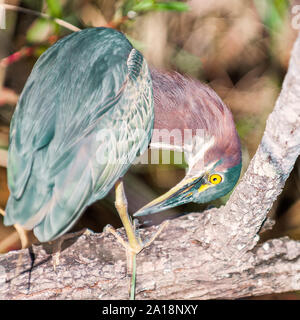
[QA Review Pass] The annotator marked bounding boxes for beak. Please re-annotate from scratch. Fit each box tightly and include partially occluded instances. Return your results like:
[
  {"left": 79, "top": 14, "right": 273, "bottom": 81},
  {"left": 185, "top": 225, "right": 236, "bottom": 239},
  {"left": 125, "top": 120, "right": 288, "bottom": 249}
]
[{"left": 134, "top": 175, "right": 206, "bottom": 217}]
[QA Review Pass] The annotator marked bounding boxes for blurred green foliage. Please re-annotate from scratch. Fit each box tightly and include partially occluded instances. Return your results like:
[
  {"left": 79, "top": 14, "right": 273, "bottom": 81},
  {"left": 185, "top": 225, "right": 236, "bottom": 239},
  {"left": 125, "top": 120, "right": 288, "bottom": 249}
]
[
  {"left": 46, "top": 0, "right": 63, "bottom": 18},
  {"left": 131, "top": 0, "right": 189, "bottom": 13},
  {"left": 26, "top": 18, "right": 54, "bottom": 42},
  {"left": 24, "top": 0, "right": 189, "bottom": 44},
  {"left": 122, "top": 0, "right": 188, "bottom": 15},
  {"left": 254, "top": 0, "right": 289, "bottom": 33}
]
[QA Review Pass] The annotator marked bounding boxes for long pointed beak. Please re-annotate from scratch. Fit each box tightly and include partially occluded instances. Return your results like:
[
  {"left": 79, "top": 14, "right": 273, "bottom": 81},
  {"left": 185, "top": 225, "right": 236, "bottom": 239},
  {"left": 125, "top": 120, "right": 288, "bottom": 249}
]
[{"left": 133, "top": 175, "right": 206, "bottom": 217}]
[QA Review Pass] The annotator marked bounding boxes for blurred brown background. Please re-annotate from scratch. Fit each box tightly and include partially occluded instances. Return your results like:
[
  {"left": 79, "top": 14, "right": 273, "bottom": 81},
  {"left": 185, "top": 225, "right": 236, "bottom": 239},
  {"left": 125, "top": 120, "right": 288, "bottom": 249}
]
[{"left": 0, "top": 0, "right": 300, "bottom": 299}]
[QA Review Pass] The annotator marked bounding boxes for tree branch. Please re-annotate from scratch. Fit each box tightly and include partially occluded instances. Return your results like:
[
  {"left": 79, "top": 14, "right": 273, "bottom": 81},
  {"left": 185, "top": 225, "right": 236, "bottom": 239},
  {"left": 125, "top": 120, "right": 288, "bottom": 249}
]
[
  {"left": 0, "top": 33, "right": 300, "bottom": 300},
  {"left": 2, "top": 4, "right": 80, "bottom": 32},
  {"left": 0, "top": 225, "right": 299, "bottom": 299}
]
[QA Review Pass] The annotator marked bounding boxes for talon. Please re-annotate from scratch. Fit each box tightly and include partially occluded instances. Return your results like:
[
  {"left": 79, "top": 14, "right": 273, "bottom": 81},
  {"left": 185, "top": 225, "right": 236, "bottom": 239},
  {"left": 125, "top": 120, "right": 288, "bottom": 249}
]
[
  {"left": 83, "top": 228, "right": 94, "bottom": 236},
  {"left": 52, "top": 252, "right": 60, "bottom": 272},
  {"left": 103, "top": 224, "right": 114, "bottom": 233}
]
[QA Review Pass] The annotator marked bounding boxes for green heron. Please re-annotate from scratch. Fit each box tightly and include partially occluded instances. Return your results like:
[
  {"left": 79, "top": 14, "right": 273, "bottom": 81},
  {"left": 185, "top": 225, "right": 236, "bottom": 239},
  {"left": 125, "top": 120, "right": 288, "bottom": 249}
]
[{"left": 3, "top": 27, "right": 241, "bottom": 298}]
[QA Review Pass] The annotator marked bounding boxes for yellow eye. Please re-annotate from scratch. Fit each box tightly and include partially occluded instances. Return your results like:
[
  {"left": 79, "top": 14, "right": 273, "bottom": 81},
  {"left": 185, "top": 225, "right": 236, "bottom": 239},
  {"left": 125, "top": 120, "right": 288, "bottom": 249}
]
[{"left": 209, "top": 174, "right": 222, "bottom": 185}]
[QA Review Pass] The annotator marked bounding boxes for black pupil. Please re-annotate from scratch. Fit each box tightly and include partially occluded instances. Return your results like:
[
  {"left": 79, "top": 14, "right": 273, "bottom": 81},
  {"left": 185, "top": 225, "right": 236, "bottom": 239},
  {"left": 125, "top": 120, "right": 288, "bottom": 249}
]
[{"left": 213, "top": 177, "right": 217, "bottom": 181}]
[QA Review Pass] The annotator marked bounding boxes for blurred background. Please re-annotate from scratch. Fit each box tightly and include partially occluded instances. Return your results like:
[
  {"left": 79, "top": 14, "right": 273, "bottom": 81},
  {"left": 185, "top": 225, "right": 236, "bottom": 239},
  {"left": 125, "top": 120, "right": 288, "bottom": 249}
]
[{"left": 0, "top": 0, "right": 300, "bottom": 299}]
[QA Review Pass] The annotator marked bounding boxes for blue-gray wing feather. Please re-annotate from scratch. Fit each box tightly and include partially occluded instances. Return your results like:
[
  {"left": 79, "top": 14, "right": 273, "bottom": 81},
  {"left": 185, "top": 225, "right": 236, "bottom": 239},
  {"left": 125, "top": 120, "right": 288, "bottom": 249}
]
[{"left": 4, "top": 28, "right": 154, "bottom": 241}]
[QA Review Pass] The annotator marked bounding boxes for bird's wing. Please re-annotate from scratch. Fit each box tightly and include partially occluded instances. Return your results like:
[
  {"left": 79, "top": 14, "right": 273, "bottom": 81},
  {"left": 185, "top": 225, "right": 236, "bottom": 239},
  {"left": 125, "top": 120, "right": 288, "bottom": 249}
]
[{"left": 5, "top": 28, "right": 154, "bottom": 241}]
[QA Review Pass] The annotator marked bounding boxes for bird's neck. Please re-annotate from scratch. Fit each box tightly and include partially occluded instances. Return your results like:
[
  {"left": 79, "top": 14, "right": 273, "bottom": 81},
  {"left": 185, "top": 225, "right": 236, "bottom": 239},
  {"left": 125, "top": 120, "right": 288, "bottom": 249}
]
[
  {"left": 149, "top": 67, "right": 241, "bottom": 169},
  {"left": 149, "top": 68, "right": 217, "bottom": 148}
]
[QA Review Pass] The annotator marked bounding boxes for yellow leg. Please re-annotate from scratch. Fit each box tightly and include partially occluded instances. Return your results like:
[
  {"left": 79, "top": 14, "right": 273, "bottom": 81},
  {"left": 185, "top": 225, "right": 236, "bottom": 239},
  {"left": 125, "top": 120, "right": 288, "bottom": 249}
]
[
  {"left": 105, "top": 179, "right": 169, "bottom": 299},
  {"left": 12, "top": 224, "right": 31, "bottom": 279},
  {"left": 51, "top": 228, "right": 91, "bottom": 271},
  {"left": 114, "top": 179, "right": 142, "bottom": 254},
  {"left": 0, "top": 209, "right": 31, "bottom": 281},
  {"left": 0, "top": 208, "right": 5, "bottom": 217},
  {"left": 0, "top": 208, "right": 31, "bottom": 249},
  {"left": 14, "top": 223, "right": 31, "bottom": 249},
  {"left": 1, "top": 208, "right": 43, "bottom": 284}
]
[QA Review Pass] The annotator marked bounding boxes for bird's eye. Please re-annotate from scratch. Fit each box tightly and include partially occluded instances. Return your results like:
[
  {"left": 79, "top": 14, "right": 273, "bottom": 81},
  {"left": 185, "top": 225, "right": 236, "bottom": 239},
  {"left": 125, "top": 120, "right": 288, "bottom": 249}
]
[{"left": 209, "top": 174, "right": 222, "bottom": 185}]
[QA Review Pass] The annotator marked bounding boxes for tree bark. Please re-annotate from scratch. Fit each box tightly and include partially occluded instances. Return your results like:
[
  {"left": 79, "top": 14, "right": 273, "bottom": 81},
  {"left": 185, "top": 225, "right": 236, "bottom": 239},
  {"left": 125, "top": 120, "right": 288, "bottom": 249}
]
[{"left": 0, "top": 32, "right": 300, "bottom": 300}]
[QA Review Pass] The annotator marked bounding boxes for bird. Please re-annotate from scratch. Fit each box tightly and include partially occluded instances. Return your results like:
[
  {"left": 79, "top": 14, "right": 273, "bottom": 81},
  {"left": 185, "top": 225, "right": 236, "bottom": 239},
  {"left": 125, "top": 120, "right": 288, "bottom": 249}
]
[{"left": 3, "top": 27, "right": 242, "bottom": 298}]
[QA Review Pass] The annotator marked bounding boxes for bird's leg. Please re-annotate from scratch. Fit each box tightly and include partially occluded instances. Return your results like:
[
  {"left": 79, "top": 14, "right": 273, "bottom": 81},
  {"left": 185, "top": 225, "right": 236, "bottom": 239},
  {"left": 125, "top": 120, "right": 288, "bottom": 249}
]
[
  {"left": 13, "top": 224, "right": 30, "bottom": 281},
  {"left": 14, "top": 223, "right": 31, "bottom": 249},
  {"left": 105, "top": 179, "right": 169, "bottom": 299},
  {"left": 0, "top": 208, "right": 31, "bottom": 277},
  {"left": 51, "top": 228, "right": 91, "bottom": 271},
  {"left": 0, "top": 208, "right": 31, "bottom": 249},
  {"left": 103, "top": 179, "right": 141, "bottom": 299},
  {"left": 114, "top": 180, "right": 143, "bottom": 253},
  {"left": 115, "top": 179, "right": 142, "bottom": 296},
  {"left": 138, "top": 219, "right": 170, "bottom": 250},
  {"left": 113, "top": 180, "right": 170, "bottom": 252},
  {"left": 0, "top": 208, "right": 5, "bottom": 217}
]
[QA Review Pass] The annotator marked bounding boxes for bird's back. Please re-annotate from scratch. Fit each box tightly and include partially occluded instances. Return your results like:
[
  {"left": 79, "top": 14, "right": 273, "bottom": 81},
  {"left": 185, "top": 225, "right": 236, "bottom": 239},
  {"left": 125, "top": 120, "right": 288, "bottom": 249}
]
[{"left": 5, "top": 28, "right": 154, "bottom": 242}]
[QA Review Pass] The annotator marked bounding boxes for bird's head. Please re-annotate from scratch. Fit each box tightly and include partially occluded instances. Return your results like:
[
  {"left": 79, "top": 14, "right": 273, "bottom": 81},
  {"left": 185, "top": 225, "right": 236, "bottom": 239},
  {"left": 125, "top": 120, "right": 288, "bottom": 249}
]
[
  {"left": 134, "top": 152, "right": 241, "bottom": 217},
  {"left": 134, "top": 71, "right": 242, "bottom": 217}
]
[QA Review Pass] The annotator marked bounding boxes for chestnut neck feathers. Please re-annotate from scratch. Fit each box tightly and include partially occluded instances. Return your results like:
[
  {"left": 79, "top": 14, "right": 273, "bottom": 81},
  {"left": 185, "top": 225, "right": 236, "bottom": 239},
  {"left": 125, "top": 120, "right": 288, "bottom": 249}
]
[{"left": 150, "top": 68, "right": 241, "bottom": 171}]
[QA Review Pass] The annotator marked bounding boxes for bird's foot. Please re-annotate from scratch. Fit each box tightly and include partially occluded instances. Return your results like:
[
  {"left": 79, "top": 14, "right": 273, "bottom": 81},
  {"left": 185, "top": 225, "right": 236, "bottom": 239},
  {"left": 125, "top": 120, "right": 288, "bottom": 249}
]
[
  {"left": 141, "top": 220, "right": 170, "bottom": 249},
  {"left": 104, "top": 224, "right": 141, "bottom": 255},
  {"left": 104, "top": 220, "right": 169, "bottom": 300},
  {"left": 6, "top": 223, "right": 32, "bottom": 288},
  {"left": 104, "top": 219, "right": 169, "bottom": 272},
  {"left": 51, "top": 228, "right": 90, "bottom": 271}
]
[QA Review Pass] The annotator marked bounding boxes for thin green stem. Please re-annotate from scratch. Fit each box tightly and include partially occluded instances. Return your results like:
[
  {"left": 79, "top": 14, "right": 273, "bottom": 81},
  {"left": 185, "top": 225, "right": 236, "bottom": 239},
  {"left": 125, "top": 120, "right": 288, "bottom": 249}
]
[{"left": 130, "top": 253, "right": 136, "bottom": 300}]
